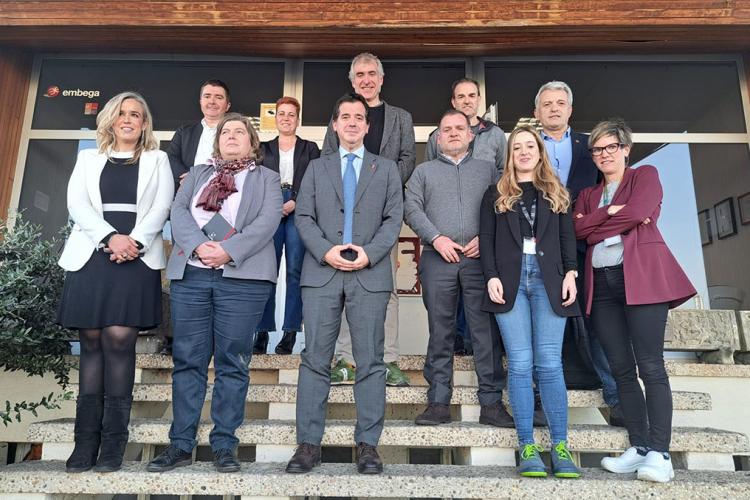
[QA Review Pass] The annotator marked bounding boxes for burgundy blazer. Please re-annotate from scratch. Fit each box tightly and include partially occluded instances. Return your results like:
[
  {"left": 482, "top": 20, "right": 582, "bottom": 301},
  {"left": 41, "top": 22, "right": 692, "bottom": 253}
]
[{"left": 574, "top": 165, "right": 696, "bottom": 315}]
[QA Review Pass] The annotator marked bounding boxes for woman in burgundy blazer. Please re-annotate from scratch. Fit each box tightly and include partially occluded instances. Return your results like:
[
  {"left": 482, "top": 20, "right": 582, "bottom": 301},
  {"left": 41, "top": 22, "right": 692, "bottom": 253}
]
[{"left": 573, "top": 119, "right": 695, "bottom": 484}]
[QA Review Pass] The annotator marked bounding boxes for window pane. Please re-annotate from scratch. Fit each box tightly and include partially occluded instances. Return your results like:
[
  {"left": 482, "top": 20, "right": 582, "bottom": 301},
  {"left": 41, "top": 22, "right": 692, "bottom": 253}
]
[
  {"left": 33, "top": 59, "right": 285, "bottom": 130},
  {"left": 17, "top": 139, "right": 81, "bottom": 240},
  {"left": 627, "top": 142, "right": 750, "bottom": 309},
  {"left": 302, "top": 61, "right": 466, "bottom": 126},
  {"left": 485, "top": 61, "right": 746, "bottom": 133}
]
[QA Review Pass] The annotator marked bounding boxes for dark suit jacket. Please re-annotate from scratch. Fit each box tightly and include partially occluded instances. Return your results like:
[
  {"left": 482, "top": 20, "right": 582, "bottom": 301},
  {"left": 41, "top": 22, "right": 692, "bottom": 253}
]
[
  {"left": 479, "top": 186, "right": 580, "bottom": 317},
  {"left": 574, "top": 165, "right": 696, "bottom": 315},
  {"left": 295, "top": 150, "right": 404, "bottom": 293},
  {"left": 261, "top": 136, "right": 321, "bottom": 201},
  {"left": 167, "top": 122, "right": 203, "bottom": 184},
  {"left": 567, "top": 131, "right": 601, "bottom": 203},
  {"left": 567, "top": 130, "right": 602, "bottom": 259}
]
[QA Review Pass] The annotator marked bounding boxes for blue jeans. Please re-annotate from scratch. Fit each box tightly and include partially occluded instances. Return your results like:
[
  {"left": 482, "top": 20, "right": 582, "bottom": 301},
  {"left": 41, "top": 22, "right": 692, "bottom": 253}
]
[
  {"left": 169, "top": 265, "right": 271, "bottom": 452},
  {"left": 257, "top": 188, "right": 305, "bottom": 332},
  {"left": 494, "top": 254, "right": 568, "bottom": 447}
]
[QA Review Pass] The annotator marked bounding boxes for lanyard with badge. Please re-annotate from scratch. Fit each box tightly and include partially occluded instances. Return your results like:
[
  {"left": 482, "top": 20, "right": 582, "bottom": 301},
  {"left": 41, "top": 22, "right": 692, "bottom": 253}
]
[
  {"left": 519, "top": 197, "right": 537, "bottom": 255},
  {"left": 602, "top": 183, "right": 622, "bottom": 247}
]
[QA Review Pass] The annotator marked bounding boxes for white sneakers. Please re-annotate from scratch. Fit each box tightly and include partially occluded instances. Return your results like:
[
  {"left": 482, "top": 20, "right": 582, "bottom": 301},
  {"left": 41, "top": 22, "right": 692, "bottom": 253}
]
[
  {"left": 601, "top": 447, "right": 674, "bottom": 482},
  {"left": 601, "top": 446, "right": 648, "bottom": 473},
  {"left": 637, "top": 450, "right": 675, "bottom": 483}
]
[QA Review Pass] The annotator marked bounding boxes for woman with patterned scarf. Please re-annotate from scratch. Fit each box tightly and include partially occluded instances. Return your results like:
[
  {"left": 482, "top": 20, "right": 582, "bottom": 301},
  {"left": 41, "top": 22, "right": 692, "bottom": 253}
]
[{"left": 148, "top": 113, "right": 282, "bottom": 473}]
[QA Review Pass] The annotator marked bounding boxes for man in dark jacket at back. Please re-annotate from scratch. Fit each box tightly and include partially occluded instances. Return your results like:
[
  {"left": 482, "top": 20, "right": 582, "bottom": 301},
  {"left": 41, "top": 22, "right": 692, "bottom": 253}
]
[
  {"left": 533, "top": 80, "right": 622, "bottom": 426},
  {"left": 168, "top": 79, "right": 232, "bottom": 186}
]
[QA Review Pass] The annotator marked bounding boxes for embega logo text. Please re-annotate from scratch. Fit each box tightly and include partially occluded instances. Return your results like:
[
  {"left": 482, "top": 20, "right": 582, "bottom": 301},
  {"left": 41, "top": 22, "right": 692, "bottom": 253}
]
[{"left": 61, "top": 89, "right": 100, "bottom": 98}]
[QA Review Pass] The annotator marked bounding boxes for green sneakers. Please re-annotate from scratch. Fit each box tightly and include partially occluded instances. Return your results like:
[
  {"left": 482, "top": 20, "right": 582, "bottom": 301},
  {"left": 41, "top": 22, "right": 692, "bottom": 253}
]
[
  {"left": 551, "top": 441, "right": 581, "bottom": 478},
  {"left": 385, "top": 362, "right": 410, "bottom": 387},
  {"left": 518, "top": 444, "right": 547, "bottom": 477},
  {"left": 518, "top": 442, "right": 582, "bottom": 479},
  {"left": 330, "top": 359, "right": 356, "bottom": 385},
  {"left": 330, "top": 360, "right": 410, "bottom": 386}
]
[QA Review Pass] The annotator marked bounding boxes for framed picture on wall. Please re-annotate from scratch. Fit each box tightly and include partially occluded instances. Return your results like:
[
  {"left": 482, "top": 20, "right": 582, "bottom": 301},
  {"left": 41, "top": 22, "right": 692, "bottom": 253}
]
[
  {"left": 698, "top": 209, "right": 712, "bottom": 246},
  {"left": 738, "top": 192, "right": 750, "bottom": 225},
  {"left": 714, "top": 197, "right": 737, "bottom": 239}
]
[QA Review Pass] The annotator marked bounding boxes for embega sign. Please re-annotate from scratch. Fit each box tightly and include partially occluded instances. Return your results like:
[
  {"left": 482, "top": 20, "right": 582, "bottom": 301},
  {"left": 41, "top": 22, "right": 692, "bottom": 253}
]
[{"left": 43, "top": 86, "right": 100, "bottom": 99}]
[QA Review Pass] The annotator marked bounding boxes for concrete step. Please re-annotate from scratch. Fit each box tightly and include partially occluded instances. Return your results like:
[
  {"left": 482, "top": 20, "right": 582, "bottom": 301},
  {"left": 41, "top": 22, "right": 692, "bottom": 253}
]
[
  {"left": 70, "top": 383, "right": 712, "bottom": 410},
  {"left": 2, "top": 461, "right": 749, "bottom": 499},
  {"left": 133, "top": 353, "right": 750, "bottom": 377},
  {"left": 28, "top": 418, "right": 749, "bottom": 454}
]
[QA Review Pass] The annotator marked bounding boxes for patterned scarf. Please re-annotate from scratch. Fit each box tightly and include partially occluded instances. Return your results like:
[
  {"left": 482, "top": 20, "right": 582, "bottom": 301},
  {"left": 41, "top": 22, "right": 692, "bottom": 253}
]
[{"left": 195, "top": 156, "right": 256, "bottom": 212}]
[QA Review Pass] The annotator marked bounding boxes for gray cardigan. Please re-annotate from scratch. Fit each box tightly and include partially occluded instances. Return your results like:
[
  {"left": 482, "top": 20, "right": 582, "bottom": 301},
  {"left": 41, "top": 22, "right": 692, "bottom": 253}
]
[
  {"left": 167, "top": 163, "right": 282, "bottom": 281},
  {"left": 405, "top": 154, "right": 498, "bottom": 248}
]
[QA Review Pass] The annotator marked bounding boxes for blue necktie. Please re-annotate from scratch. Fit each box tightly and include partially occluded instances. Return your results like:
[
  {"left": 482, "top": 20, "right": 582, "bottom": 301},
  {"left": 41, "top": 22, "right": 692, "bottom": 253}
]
[{"left": 342, "top": 153, "right": 357, "bottom": 244}]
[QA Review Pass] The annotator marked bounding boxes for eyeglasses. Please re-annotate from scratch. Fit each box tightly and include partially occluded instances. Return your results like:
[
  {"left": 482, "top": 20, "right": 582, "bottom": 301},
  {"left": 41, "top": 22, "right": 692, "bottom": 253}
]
[{"left": 589, "top": 142, "right": 625, "bottom": 157}]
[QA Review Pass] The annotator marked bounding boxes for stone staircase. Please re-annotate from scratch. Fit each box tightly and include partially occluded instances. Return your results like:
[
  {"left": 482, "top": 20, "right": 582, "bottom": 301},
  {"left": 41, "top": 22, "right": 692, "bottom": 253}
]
[{"left": 2, "top": 353, "right": 750, "bottom": 499}]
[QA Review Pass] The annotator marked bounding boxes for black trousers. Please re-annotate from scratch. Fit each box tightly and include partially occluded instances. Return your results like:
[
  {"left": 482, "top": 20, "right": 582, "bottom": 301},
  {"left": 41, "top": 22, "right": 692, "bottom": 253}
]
[
  {"left": 419, "top": 250, "right": 505, "bottom": 406},
  {"left": 590, "top": 264, "right": 672, "bottom": 452}
]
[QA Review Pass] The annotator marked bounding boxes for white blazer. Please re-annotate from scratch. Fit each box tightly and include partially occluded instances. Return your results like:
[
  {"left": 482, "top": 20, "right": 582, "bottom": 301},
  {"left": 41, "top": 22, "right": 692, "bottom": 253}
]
[{"left": 58, "top": 148, "right": 174, "bottom": 272}]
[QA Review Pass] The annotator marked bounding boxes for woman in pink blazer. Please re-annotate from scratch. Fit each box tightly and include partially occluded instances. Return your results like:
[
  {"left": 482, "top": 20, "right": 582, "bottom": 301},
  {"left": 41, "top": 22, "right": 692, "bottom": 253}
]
[{"left": 573, "top": 119, "right": 695, "bottom": 484}]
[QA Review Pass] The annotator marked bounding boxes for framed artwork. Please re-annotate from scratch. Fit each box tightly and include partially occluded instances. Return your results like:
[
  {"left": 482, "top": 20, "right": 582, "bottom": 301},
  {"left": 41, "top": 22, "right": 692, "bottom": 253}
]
[
  {"left": 396, "top": 236, "right": 421, "bottom": 295},
  {"left": 714, "top": 197, "right": 737, "bottom": 239},
  {"left": 738, "top": 192, "right": 750, "bottom": 225},
  {"left": 698, "top": 209, "right": 712, "bottom": 246}
]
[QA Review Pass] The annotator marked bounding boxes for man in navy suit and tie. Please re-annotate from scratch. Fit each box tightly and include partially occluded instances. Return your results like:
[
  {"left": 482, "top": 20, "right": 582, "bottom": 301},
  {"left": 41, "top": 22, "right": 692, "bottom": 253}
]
[
  {"left": 533, "top": 80, "right": 623, "bottom": 426},
  {"left": 287, "top": 93, "right": 403, "bottom": 475}
]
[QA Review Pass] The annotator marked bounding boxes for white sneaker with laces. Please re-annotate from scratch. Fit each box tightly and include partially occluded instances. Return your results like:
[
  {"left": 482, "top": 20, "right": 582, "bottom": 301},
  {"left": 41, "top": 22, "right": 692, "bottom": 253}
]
[
  {"left": 637, "top": 450, "right": 674, "bottom": 483},
  {"left": 601, "top": 446, "right": 648, "bottom": 473}
]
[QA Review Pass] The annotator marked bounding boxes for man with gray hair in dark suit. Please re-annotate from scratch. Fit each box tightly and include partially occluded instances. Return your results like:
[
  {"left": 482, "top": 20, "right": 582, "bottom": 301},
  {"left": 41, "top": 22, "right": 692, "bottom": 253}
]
[
  {"left": 288, "top": 93, "right": 403, "bottom": 475},
  {"left": 323, "top": 52, "right": 415, "bottom": 388}
]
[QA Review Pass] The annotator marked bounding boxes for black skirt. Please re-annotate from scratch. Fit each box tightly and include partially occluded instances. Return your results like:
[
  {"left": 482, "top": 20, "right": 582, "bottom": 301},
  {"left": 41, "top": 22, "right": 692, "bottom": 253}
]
[{"left": 57, "top": 249, "right": 162, "bottom": 330}]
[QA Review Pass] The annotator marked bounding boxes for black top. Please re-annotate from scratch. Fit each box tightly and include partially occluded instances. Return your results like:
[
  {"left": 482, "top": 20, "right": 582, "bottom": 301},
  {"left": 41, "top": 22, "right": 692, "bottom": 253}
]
[
  {"left": 364, "top": 103, "right": 385, "bottom": 155},
  {"left": 519, "top": 181, "right": 537, "bottom": 239},
  {"left": 100, "top": 158, "right": 138, "bottom": 234}
]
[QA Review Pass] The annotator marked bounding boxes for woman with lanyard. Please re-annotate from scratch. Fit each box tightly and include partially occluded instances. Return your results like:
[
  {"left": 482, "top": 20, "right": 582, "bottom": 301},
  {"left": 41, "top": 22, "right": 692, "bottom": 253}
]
[
  {"left": 148, "top": 112, "right": 282, "bottom": 473},
  {"left": 479, "top": 125, "right": 580, "bottom": 478}
]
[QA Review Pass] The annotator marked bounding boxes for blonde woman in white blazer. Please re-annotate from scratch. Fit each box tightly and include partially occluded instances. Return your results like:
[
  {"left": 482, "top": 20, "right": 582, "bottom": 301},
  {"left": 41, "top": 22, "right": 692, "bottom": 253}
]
[{"left": 57, "top": 91, "right": 173, "bottom": 474}]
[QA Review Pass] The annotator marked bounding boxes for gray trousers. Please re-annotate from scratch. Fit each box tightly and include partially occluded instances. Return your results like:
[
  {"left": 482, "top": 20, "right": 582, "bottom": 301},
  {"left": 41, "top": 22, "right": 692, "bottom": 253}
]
[
  {"left": 296, "top": 271, "right": 389, "bottom": 446},
  {"left": 420, "top": 249, "right": 505, "bottom": 406},
  {"left": 337, "top": 244, "right": 399, "bottom": 364}
]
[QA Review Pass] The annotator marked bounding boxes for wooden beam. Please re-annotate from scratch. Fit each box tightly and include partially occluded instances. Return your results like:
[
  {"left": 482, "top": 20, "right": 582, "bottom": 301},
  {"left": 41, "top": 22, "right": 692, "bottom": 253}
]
[
  {"left": 1, "top": 24, "right": 750, "bottom": 57},
  {"left": 0, "top": 47, "right": 32, "bottom": 221},
  {"left": 1, "top": 1, "right": 749, "bottom": 28}
]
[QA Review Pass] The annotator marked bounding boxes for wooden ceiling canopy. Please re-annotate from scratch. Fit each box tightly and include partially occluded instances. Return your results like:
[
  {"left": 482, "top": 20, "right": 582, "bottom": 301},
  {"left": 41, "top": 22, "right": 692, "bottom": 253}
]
[{"left": 1, "top": 1, "right": 750, "bottom": 56}]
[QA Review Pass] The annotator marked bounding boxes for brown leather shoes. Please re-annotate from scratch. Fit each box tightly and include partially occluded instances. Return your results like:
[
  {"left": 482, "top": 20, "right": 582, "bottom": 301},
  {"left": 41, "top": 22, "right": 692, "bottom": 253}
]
[
  {"left": 356, "top": 442, "right": 383, "bottom": 474},
  {"left": 285, "top": 443, "right": 321, "bottom": 473}
]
